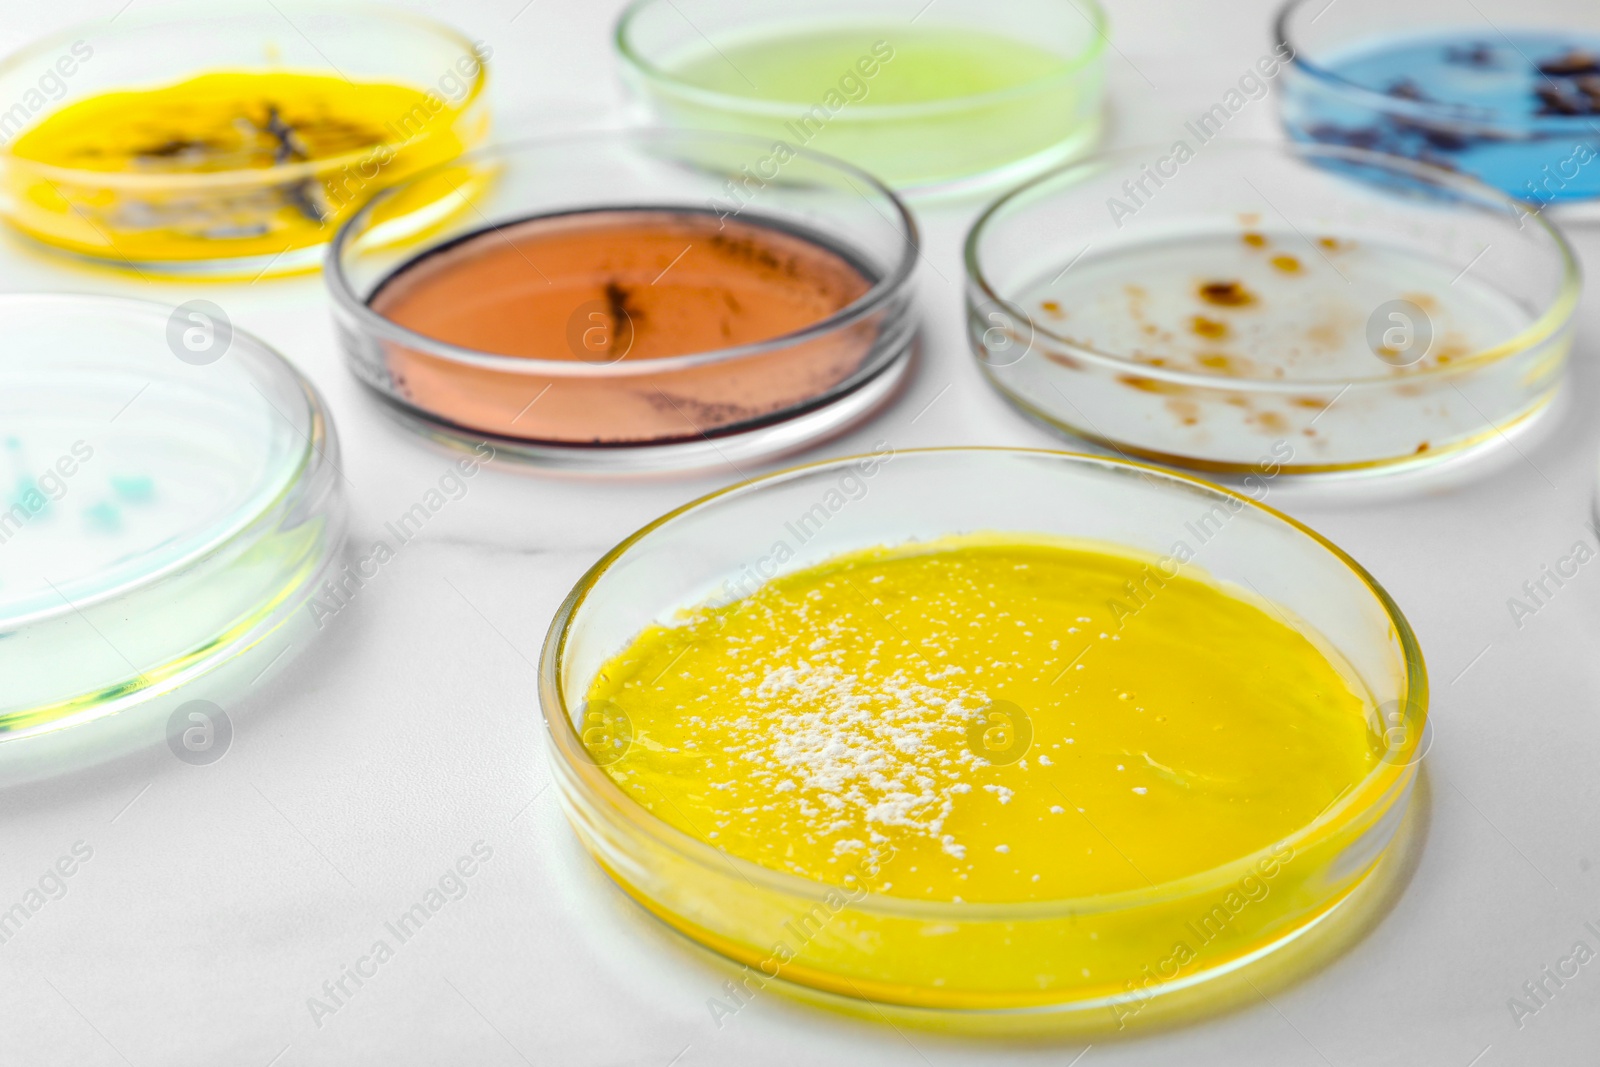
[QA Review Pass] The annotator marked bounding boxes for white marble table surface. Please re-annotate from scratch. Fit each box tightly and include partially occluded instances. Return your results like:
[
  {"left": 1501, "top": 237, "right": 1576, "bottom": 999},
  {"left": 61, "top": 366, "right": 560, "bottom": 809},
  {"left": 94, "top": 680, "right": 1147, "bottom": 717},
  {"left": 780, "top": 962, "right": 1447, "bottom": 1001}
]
[{"left": 3, "top": 0, "right": 1598, "bottom": 1064}]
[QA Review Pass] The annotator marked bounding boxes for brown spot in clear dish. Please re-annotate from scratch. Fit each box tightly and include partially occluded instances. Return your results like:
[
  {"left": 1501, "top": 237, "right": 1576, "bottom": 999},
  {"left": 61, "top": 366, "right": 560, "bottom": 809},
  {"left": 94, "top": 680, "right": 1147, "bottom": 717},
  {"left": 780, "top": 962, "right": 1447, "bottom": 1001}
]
[
  {"left": 1239, "top": 213, "right": 1262, "bottom": 226},
  {"left": 1270, "top": 254, "right": 1302, "bottom": 274},
  {"left": 1290, "top": 397, "right": 1326, "bottom": 410},
  {"left": 1257, "top": 411, "right": 1288, "bottom": 432},
  {"left": 1190, "top": 315, "right": 1229, "bottom": 340},
  {"left": 1165, "top": 398, "right": 1201, "bottom": 426},
  {"left": 1197, "top": 352, "right": 1240, "bottom": 372},
  {"left": 1317, "top": 237, "right": 1349, "bottom": 252},
  {"left": 1242, "top": 232, "right": 1267, "bottom": 249},
  {"left": 1306, "top": 319, "right": 1344, "bottom": 350},
  {"left": 1044, "top": 350, "right": 1083, "bottom": 370},
  {"left": 1117, "top": 374, "right": 1190, "bottom": 395},
  {"left": 1434, "top": 334, "right": 1471, "bottom": 365},
  {"left": 1040, "top": 299, "right": 1066, "bottom": 320},
  {"left": 1224, "top": 394, "right": 1251, "bottom": 408},
  {"left": 1403, "top": 292, "right": 1439, "bottom": 312},
  {"left": 1302, "top": 428, "right": 1317, "bottom": 437},
  {"left": 1415, "top": 441, "right": 1431, "bottom": 454},
  {"left": 1197, "top": 280, "right": 1256, "bottom": 307}
]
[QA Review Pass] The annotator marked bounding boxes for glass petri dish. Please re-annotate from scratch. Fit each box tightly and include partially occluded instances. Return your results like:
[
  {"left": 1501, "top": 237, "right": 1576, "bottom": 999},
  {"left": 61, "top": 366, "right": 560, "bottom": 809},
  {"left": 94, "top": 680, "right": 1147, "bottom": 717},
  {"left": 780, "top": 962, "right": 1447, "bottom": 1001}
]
[
  {"left": 539, "top": 448, "right": 1426, "bottom": 1019},
  {"left": 614, "top": 0, "right": 1107, "bottom": 197},
  {"left": 965, "top": 140, "right": 1579, "bottom": 480},
  {"left": 0, "top": 295, "right": 345, "bottom": 780},
  {"left": 327, "top": 130, "right": 919, "bottom": 472},
  {"left": 1276, "top": 0, "right": 1600, "bottom": 215},
  {"left": 0, "top": 3, "right": 490, "bottom": 278}
]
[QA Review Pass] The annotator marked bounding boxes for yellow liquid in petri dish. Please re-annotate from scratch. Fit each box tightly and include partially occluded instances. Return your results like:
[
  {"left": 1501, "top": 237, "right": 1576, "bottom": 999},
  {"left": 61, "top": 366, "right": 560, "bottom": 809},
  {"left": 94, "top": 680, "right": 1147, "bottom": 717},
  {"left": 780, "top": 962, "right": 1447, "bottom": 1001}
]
[
  {"left": 589, "top": 536, "right": 1378, "bottom": 909},
  {"left": 6, "top": 71, "right": 481, "bottom": 269}
]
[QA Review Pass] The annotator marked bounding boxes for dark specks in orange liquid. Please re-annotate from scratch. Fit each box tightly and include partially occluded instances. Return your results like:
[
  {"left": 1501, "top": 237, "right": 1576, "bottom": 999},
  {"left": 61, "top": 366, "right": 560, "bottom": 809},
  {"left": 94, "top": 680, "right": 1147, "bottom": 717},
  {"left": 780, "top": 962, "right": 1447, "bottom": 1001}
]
[
  {"left": 1190, "top": 315, "right": 1229, "bottom": 340},
  {"left": 1198, "top": 280, "right": 1256, "bottom": 307},
  {"left": 1270, "top": 254, "right": 1302, "bottom": 274}
]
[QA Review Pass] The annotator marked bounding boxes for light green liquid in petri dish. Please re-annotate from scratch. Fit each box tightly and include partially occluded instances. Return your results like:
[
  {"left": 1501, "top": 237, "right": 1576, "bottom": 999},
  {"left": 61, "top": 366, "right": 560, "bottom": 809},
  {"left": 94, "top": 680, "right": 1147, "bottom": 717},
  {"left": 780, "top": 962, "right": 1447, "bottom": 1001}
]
[{"left": 653, "top": 25, "right": 1102, "bottom": 191}]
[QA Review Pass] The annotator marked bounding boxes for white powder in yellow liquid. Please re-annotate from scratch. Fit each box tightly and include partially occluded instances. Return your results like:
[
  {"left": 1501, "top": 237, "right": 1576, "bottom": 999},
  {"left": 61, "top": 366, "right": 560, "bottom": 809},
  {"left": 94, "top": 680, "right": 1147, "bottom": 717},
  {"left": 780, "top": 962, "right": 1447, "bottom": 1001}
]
[{"left": 588, "top": 535, "right": 1380, "bottom": 905}]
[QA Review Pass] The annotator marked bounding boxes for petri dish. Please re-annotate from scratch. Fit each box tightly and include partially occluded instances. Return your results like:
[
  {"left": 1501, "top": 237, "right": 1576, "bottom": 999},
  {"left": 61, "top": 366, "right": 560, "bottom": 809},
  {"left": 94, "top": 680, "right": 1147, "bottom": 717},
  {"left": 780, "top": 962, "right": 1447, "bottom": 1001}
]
[
  {"left": 965, "top": 140, "right": 1579, "bottom": 480},
  {"left": 1276, "top": 0, "right": 1600, "bottom": 215},
  {"left": 540, "top": 448, "right": 1426, "bottom": 1020},
  {"left": 0, "top": 295, "right": 345, "bottom": 780},
  {"left": 614, "top": 0, "right": 1107, "bottom": 196},
  {"left": 328, "top": 130, "right": 919, "bottom": 472},
  {"left": 0, "top": 3, "right": 490, "bottom": 277}
]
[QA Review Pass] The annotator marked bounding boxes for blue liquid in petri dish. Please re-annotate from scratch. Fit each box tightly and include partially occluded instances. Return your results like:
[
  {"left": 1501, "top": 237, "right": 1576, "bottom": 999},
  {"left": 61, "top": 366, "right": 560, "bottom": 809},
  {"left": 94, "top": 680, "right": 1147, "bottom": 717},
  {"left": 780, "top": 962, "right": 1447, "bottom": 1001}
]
[{"left": 1283, "top": 32, "right": 1600, "bottom": 205}]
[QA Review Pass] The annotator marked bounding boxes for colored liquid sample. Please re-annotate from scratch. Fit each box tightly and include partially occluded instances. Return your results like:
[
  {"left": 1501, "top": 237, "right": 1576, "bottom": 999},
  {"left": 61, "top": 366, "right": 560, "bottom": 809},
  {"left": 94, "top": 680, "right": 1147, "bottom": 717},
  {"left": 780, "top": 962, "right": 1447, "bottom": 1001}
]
[
  {"left": 676, "top": 30, "right": 1064, "bottom": 106},
  {"left": 641, "top": 27, "right": 1101, "bottom": 189},
  {"left": 989, "top": 224, "right": 1546, "bottom": 469},
  {"left": 0, "top": 298, "right": 337, "bottom": 736},
  {"left": 1283, "top": 32, "right": 1600, "bottom": 203},
  {"left": 5, "top": 71, "right": 481, "bottom": 266},
  {"left": 366, "top": 209, "right": 880, "bottom": 444},
  {"left": 586, "top": 536, "right": 1377, "bottom": 903}
]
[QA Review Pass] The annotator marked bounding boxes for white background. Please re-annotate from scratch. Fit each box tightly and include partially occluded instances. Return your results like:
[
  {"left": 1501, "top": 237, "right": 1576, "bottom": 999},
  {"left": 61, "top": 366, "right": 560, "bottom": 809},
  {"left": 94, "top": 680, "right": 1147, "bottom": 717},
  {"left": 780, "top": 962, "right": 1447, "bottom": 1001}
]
[{"left": 2, "top": 1, "right": 1598, "bottom": 1064}]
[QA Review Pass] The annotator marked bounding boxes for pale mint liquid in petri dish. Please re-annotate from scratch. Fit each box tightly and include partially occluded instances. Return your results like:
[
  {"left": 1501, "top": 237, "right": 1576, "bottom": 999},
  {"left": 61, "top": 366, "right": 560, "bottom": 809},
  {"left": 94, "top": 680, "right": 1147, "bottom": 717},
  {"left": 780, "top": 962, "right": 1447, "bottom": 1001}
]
[
  {"left": 0, "top": 296, "right": 343, "bottom": 772},
  {"left": 625, "top": 13, "right": 1105, "bottom": 192}
]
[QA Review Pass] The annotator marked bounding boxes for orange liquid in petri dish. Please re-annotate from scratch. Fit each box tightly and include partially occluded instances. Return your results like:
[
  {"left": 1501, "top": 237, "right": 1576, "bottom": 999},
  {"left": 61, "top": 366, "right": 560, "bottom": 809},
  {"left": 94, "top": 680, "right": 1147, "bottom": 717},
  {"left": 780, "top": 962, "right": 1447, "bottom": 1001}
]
[{"left": 367, "top": 208, "right": 880, "bottom": 444}]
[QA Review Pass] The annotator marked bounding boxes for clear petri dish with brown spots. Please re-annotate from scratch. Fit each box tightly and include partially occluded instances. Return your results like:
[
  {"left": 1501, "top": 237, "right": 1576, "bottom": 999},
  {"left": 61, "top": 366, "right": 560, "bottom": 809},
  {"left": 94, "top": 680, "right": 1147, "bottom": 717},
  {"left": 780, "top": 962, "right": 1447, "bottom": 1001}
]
[{"left": 964, "top": 140, "right": 1579, "bottom": 481}]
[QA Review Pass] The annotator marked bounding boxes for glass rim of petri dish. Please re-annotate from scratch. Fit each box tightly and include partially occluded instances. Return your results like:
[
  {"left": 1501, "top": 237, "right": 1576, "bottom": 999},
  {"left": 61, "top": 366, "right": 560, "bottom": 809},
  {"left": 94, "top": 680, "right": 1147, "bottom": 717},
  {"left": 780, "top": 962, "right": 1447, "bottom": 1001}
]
[
  {"left": 0, "top": 2, "right": 487, "bottom": 193},
  {"left": 326, "top": 128, "right": 921, "bottom": 379},
  {"left": 612, "top": 0, "right": 1110, "bottom": 120},
  {"left": 965, "top": 138, "right": 1580, "bottom": 391},
  {"left": 0, "top": 293, "right": 345, "bottom": 760},
  {"left": 1274, "top": 0, "right": 1600, "bottom": 135},
  {"left": 539, "top": 446, "right": 1427, "bottom": 925}
]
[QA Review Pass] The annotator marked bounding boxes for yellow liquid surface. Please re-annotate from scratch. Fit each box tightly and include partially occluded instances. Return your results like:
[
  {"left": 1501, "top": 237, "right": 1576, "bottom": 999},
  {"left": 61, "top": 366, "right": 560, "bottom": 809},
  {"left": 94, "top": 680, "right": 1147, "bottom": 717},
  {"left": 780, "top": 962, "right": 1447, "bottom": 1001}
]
[
  {"left": 7, "top": 71, "right": 479, "bottom": 265},
  {"left": 590, "top": 536, "right": 1379, "bottom": 904}
]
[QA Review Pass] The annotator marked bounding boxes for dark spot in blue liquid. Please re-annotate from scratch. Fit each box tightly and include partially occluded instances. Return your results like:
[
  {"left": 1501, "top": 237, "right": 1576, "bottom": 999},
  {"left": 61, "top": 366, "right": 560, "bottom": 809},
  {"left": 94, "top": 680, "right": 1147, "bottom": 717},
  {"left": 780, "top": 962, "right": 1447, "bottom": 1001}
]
[{"left": 1284, "top": 31, "right": 1600, "bottom": 203}]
